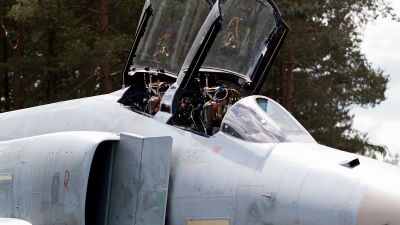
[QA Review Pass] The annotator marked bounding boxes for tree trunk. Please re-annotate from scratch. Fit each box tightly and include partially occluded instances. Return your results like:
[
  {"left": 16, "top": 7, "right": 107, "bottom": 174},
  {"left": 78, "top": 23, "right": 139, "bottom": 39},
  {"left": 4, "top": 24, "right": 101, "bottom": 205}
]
[
  {"left": 12, "top": 23, "right": 23, "bottom": 110},
  {"left": 99, "top": 0, "right": 112, "bottom": 94},
  {"left": 285, "top": 19, "right": 299, "bottom": 112},
  {"left": 47, "top": 28, "right": 56, "bottom": 102},
  {"left": 1, "top": 27, "right": 5, "bottom": 112},
  {"left": 279, "top": 54, "right": 286, "bottom": 107},
  {"left": 284, "top": 0, "right": 302, "bottom": 112},
  {"left": 2, "top": 37, "right": 9, "bottom": 112}
]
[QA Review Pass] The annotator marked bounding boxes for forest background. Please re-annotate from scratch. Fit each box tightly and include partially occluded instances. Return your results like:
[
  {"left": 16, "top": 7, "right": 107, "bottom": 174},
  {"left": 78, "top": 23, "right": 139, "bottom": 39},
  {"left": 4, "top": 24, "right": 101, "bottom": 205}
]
[{"left": 0, "top": 0, "right": 398, "bottom": 163}]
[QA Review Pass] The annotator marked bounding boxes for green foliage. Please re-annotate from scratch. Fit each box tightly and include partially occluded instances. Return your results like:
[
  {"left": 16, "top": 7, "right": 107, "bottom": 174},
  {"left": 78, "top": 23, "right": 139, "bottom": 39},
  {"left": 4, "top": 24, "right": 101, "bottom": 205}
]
[
  {"left": 1, "top": 0, "right": 141, "bottom": 108},
  {"left": 384, "top": 153, "right": 399, "bottom": 166},
  {"left": 262, "top": 0, "right": 396, "bottom": 156},
  {"left": 0, "top": 0, "right": 396, "bottom": 159}
]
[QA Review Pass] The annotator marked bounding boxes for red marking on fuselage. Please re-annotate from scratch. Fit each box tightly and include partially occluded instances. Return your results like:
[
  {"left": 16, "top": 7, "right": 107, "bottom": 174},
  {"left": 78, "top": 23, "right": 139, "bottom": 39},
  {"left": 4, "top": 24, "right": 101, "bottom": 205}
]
[
  {"left": 214, "top": 146, "right": 223, "bottom": 155},
  {"left": 63, "top": 170, "right": 70, "bottom": 191},
  {"left": 132, "top": 119, "right": 139, "bottom": 126}
]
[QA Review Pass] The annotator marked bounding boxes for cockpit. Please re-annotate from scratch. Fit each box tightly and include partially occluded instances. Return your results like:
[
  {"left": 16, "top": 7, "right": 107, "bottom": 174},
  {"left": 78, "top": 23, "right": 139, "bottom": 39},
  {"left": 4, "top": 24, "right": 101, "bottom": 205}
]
[
  {"left": 117, "top": 0, "right": 316, "bottom": 144},
  {"left": 220, "top": 96, "right": 315, "bottom": 143}
]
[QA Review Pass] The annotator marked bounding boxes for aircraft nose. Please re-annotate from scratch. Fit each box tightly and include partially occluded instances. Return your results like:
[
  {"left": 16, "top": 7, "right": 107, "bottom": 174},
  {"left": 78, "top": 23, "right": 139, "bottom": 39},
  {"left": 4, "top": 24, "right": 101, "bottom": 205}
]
[{"left": 357, "top": 183, "right": 400, "bottom": 224}]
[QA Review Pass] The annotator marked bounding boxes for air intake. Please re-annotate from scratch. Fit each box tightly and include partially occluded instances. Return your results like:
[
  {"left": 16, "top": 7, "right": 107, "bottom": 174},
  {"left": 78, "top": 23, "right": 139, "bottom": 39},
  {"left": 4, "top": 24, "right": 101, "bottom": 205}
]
[{"left": 340, "top": 158, "right": 360, "bottom": 168}]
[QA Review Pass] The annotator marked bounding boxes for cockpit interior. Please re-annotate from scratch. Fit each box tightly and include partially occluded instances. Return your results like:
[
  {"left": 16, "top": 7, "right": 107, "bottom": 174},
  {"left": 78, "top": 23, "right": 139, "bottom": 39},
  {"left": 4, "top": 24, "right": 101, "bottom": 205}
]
[{"left": 117, "top": 0, "right": 315, "bottom": 143}]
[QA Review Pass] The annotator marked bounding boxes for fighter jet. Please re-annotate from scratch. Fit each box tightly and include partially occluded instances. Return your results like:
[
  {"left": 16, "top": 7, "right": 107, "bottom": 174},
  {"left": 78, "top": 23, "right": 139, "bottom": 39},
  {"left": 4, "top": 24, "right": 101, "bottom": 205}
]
[{"left": 0, "top": 0, "right": 399, "bottom": 224}]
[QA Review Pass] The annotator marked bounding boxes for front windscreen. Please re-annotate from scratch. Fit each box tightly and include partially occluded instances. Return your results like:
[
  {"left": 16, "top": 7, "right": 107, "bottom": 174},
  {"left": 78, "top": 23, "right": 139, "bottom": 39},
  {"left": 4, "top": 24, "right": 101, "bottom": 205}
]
[
  {"left": 200, "top": 0, "right": 276, "bottom": 78},
  {"left": 221, "top": 102, "right": 289, "bottom": 143},
  {"left": 221, "top": 96, "right": 316, "bottom": 143},
  {"left": 256, "top": 98, "right": 301, "bottom": 132},
  {"left": 132, "top": 0, "right": 210, "bottom": 74}
]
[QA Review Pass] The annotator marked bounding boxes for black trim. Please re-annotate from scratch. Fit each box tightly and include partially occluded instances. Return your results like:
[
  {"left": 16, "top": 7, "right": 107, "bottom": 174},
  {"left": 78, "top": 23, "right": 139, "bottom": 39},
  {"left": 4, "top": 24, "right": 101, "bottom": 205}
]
[
  {"left": 178, "top": 14, "right": 223, "bottom": 89},
  {"left": 204, "top": 0, "right": 213, "bottom": 9},
  {"left": 85, "top": 142, "right": 114, "bottom": 224},
  {"left": 247, "top": 23, "right": 289, "bottom": 94},
  {"left": 244, "top": 0, "right": 289, "bottom": 94}
]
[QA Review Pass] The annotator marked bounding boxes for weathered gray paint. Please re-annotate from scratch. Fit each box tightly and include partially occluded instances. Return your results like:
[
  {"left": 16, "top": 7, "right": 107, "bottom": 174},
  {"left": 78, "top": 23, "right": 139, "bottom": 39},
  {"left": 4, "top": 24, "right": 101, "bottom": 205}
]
[
  {"left": 108, "top": 133, "right": 172, "bottom": 225},
  {"left": 0, "top": 129, "right": 172, "bottom": 225},
  {"left": 0, "top": 132, "right": 119, "bottom": 224},
  {"left": 0, "top": 90, "right": 400, "bottom": 225}
]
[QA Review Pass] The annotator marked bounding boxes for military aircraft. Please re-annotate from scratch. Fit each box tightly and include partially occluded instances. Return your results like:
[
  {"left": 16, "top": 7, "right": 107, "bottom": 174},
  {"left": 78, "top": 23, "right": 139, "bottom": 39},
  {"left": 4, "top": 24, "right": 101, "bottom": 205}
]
[{"left": 1, "top": 0, "right": 400, "bottom": 224}]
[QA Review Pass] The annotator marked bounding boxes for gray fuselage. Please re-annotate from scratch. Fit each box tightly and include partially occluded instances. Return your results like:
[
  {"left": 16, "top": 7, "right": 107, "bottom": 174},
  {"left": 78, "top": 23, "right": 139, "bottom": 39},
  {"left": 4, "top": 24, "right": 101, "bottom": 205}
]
[{"left": 1, "top": 89, "right": 399, "bottom": 225}]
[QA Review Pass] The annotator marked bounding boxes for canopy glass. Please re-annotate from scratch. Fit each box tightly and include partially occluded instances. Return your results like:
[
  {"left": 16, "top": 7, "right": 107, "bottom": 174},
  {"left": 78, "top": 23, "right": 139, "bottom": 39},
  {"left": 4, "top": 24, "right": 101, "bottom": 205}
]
[
  {"left": 221, "top": 96, "right": 316, "bottom": 143},
  {"left": 132, "top": 0, "right": 211, "bottom": 74}
]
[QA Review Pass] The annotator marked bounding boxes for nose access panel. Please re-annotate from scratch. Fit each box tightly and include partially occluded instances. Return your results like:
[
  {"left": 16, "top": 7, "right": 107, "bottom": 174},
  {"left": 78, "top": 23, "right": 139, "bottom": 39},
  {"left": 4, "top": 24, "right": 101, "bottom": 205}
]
[{"left": 107, "top": 133, "right": 173, "bottom": 225}]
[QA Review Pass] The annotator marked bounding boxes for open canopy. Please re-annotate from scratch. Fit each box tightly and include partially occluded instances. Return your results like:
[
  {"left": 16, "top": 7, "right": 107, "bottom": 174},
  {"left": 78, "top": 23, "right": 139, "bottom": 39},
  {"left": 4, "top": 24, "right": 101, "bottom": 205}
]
[
  {"left": 121, "top": 0, "right": 212, "bottom": 86},
  {"left": 117, "top": 0, "right": 293, "bottom": 138},
  {"left": 177, "top": 0, "right": 289, "bottom": 94}
]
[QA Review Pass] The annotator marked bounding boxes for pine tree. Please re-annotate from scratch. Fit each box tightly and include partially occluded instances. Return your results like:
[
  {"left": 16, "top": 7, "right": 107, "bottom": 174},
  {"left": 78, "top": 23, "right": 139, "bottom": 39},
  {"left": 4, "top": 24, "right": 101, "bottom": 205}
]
[
  {"left": 1, "top": 0, "right": 143, "bottom": 108},
  {"left": 262, "top": 0, "right": 396, "bottom": 155},
  {"left": 0, "top": 0, "right": 397, "bottom": 158}
]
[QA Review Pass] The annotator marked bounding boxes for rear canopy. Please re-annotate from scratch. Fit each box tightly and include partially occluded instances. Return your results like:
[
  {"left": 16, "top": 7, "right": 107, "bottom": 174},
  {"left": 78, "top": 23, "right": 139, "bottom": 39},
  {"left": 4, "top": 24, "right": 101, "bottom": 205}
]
[{"left": 177, "top": 0, "right": 289, "bottom": 94}]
